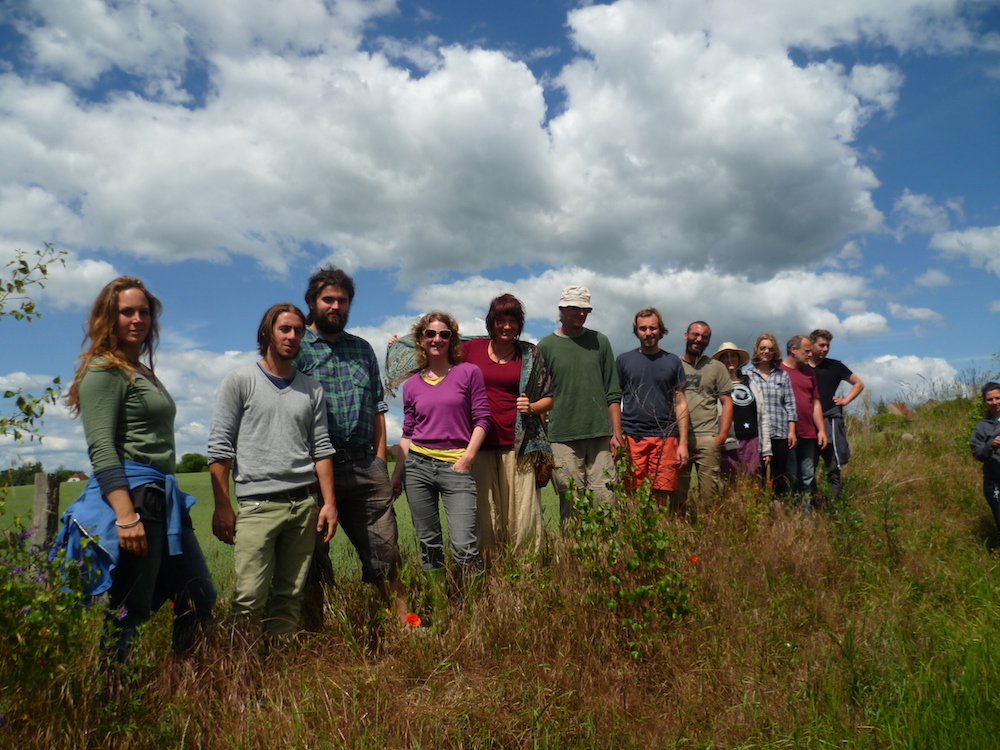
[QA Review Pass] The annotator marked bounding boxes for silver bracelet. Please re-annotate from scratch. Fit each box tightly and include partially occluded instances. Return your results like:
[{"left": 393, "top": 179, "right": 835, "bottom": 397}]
[{"left": 116, "top": 513, "right": 142, "bottom": 529}]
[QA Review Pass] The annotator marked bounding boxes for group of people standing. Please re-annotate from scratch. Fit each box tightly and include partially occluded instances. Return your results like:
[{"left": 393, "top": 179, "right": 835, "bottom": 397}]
[
  {"left": 616, "top": 319, "right": 863, "bottom": 521},
  {"left": 57, "top": 267, "right": 415, "bottom": 670},
  {"left": 54, "top": 274, "right": 866, "bottom": 669},
  {"left": 508, "top": 286, "right": 864, "bottom": 531},
  {"left": 386, "top": 285, "right": 868, "bottom": 610}
]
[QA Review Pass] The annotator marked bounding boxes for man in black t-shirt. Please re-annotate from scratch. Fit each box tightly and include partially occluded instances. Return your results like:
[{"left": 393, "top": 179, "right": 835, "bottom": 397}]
[{"left": 809, "top": 329, "right": 864, "bottom": 500}]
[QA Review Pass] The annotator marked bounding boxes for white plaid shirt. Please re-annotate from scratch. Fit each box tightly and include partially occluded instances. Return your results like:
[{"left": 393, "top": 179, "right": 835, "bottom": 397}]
[{"left": 742, "top": 363, "right": 797, "bottom": 439}]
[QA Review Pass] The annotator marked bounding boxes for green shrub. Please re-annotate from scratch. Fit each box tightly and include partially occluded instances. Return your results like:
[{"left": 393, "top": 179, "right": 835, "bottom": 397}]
[
  {"left": 0, "top": 519, "right": 94, "bottom": 723},
  {"left": 569, "top": 484, "right": 695, "bottom": 659}
]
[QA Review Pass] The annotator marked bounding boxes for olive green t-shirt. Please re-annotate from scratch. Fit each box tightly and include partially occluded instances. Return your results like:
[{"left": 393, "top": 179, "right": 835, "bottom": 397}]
[
  {"left": 78, "top": 364, "right": 177, "bottom": 486},
  {"left": 681, "top": 356, "right": 733, "bottom": 436}
]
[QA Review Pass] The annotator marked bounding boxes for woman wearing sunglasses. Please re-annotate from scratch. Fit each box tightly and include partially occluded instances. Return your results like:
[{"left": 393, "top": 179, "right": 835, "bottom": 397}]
[
  {"left": 392, "top": 312, "right": 490, "bottom": 628},
  {"left": 742, "top": 332, "right": 797, "bottom": 494}
]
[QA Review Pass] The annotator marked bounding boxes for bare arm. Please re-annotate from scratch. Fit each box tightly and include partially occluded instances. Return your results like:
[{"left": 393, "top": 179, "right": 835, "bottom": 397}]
[
  {"left": 674, "top": 389, "right": 690, "bottom": 466},
  {"left": 834, "top": 373, "right": 865, "bottom": 407},
  {"left": 106, "top": 486, "right": 147, "bottom": 557},
  {"left": 715, "top": 394, "right": 733, "bottom": 448},
  {"left": 813, "top": 399, "right": 828, "bottom": 449},
  {"left": 210, "top": 460, "right": 237, "bottom": 546},
  {"left": 314, "top": 456, "right": 338, "bottom": 543},
  {"left": 391, "top": 437, "right": 410, "bottom": 496},
  {"left": 374, "top": 412, "right": 388, "bottom": 463},
  {"left": 609, "top": 402, "right": 624, "bottom": 453},
  {"left": 516, "top": 394, "right": 554, "bottom": 415}
]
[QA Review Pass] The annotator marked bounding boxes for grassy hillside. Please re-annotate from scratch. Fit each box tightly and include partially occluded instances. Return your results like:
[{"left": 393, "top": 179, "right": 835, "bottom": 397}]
[{"left": 3, "top": 397, "right": 1000, "bottom": 748}]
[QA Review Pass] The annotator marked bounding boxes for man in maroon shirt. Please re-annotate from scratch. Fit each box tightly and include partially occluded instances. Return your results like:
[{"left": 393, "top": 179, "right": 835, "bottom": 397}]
[{"left": 779, "top": 335, "right": 827, "bottom": 505}]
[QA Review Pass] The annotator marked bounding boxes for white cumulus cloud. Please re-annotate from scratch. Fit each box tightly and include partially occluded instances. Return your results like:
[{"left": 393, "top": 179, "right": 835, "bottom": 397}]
[
  {"left": 852, "top": 354, "right": 960, "bottom": 405},
  {"left": 930, "top": 225, "right": 1000, "bottom": 276},
  {"left": 915, "top": 268, "right": 951, "bottom": 287},
  {"left": 887, "top": 302, "right": 945, "bottom": 325}
]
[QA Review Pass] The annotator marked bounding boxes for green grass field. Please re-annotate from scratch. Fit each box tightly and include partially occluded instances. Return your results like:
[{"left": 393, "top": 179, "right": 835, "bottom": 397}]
[
  {"left": 5, "top": 399, "right": 1000, "bottom": 748},
  {"left": 2, "top": 472, "right": 564, "bottom": 595}
]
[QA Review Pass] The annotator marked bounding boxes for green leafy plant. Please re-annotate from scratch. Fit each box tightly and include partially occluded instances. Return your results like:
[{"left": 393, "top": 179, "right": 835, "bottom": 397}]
[
  {"left": 0, "top": 244, "right": 66, "bottom": 448},
  {"left": 0, "top": 520, "right": 92, "bottom": 712},
  {"left": 569, "top": 483, "right": 695, "bottom": 659}
]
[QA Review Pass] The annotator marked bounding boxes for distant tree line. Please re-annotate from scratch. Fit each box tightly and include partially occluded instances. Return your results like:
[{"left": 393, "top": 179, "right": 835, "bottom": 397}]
[
  {"left": 3, "top": 450, "right": 383, "bottom": 485},
  {"left": 2, "top": 462, "right": 85, "bottom": 486}
]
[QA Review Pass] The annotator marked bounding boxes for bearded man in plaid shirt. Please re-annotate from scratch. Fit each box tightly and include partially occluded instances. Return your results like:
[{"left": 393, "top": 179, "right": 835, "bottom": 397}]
[{"left": 295, "top": 266, "right": 409, "bottom": 627}]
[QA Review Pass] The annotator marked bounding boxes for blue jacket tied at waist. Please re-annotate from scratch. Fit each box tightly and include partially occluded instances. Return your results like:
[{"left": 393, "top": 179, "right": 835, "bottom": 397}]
[{"left": 51, "top": 461, "right": 196, "bottom": 596}]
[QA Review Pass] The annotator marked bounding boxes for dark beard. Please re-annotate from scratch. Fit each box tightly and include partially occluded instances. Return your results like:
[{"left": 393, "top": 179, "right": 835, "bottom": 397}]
[{"left": 314, "top": 310, "right": 349, "bottom": 336}]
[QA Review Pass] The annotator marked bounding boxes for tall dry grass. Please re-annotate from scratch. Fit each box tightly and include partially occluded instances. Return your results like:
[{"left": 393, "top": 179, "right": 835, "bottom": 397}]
[{"left": 5, "top": 395, "right": 1000, "bottom": 748}]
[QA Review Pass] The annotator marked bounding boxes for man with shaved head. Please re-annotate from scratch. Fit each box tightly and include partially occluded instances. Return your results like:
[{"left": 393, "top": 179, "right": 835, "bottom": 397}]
[
  {"left": 674, "top": 321, "right": 732, "bottom": 520},
  {"left": 780, "top": 334, "right": 828, "bottom": 506}
]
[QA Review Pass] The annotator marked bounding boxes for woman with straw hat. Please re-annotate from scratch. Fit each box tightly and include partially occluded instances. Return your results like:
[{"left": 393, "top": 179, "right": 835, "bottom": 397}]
[{"left": 712, "top": 342, "right": 771, "bottom": 481}]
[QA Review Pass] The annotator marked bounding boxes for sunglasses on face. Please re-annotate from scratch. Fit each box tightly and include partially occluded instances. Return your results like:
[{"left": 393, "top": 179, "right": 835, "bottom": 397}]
[{"left": 424, "top": 329, "right": 452, "bottom": 340}]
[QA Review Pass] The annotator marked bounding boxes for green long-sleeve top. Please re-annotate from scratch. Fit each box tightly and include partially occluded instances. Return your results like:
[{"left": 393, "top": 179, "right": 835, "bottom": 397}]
[{"left": 78, "top": 363, "right": 177, "bottom": 494}]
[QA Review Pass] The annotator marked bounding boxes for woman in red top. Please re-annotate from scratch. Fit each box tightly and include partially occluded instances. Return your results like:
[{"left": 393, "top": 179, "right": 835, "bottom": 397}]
[{"left": 463, "top": 294, "right": 554, "bottom": 562}]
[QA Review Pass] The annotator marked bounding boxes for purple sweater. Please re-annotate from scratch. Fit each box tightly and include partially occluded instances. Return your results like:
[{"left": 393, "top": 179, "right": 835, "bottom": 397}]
[{"left": 402, "top": 362, "right": 491, "bottom": 449}]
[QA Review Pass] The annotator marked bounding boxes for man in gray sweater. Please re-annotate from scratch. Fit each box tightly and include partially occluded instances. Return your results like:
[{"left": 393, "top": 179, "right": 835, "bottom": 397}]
[{"left": 208, "top": 303, "right": 338, "bottom": 641}]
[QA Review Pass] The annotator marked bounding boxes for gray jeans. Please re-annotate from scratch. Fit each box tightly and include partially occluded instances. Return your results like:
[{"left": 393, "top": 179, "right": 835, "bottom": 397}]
[{"left": 404, "top": 452, "right": 480, "bottom": 571}]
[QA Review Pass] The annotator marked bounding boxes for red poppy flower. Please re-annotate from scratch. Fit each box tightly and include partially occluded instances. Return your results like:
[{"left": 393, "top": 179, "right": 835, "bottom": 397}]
[
  {"left": 404, "top": 612, "right": 422, "bottom": 627},
  {"left": 688, "top": 555, "right": 699, "bottom": 563}
]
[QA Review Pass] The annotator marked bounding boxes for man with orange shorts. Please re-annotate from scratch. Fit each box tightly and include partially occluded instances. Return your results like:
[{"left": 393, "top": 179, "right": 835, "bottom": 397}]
[{"left": 615, "top": 308, "right": 689, "bottom": 511}]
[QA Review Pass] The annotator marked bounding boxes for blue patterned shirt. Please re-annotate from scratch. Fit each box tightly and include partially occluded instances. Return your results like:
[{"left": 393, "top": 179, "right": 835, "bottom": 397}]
[{"left": 294, "top": 329, "right": 387, "bottom": 450}]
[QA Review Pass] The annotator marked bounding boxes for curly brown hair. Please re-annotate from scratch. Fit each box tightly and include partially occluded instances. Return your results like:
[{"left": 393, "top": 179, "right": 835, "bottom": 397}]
[
  {"left": 412, "top": 311, "right": 463, "bottom": 368},
  {"left": 66, "top": 277, "right": 162, "bottom": 415}
]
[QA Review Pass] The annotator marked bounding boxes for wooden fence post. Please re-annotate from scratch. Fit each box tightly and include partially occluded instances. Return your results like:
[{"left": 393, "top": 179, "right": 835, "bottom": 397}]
[{"left": 32, "top": 472, "right": 60, "bottom": 547}]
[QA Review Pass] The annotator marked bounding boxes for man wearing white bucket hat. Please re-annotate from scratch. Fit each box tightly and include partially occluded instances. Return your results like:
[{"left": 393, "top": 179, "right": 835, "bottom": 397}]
[{"left": 538, "top": 285, "right": 622, "bottom": 522}]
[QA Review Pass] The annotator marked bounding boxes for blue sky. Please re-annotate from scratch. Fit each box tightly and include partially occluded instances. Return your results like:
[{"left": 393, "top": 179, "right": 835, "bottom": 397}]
[{"left": 1, "top": 0, "right": 999, "bottom": 472}]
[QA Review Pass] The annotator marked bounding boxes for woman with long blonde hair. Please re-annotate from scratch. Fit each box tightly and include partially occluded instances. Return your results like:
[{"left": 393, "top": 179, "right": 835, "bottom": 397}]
[{"left": 59, "top": 277, "right": 216, "bottom": 665}]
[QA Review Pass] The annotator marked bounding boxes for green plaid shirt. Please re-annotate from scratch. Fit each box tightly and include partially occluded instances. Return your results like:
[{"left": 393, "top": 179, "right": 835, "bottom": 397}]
[{"left": 294, "top": 329, "right": 387, "bottom": 451}]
